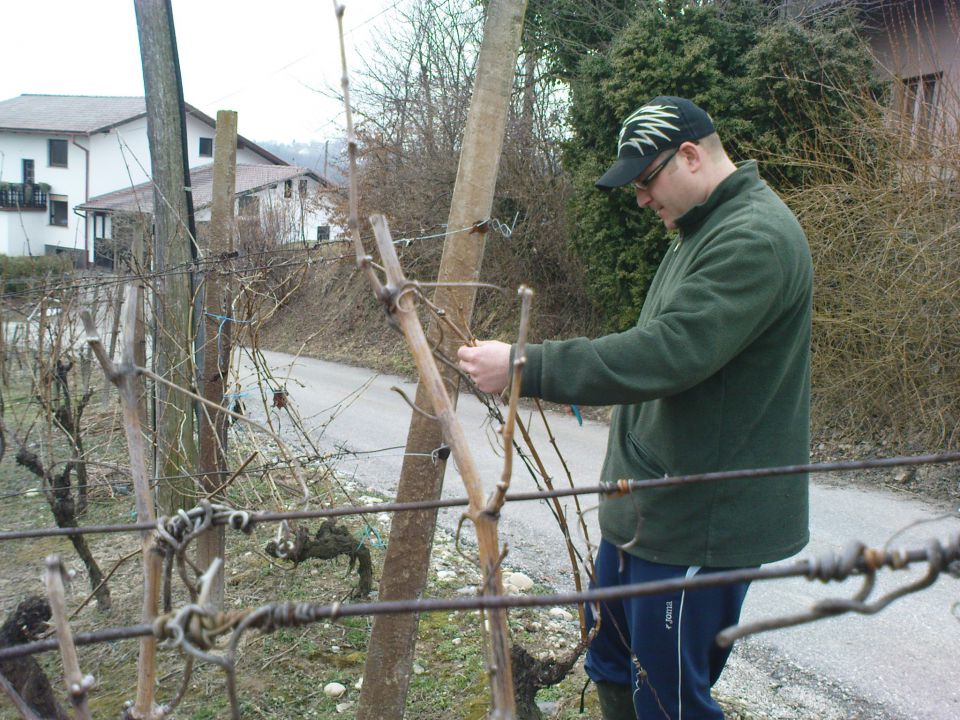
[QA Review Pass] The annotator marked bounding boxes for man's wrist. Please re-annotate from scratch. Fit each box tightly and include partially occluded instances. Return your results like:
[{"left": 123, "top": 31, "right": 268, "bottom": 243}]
[{"left": 511, "top": 342, "right": 543, "bottom": 398}]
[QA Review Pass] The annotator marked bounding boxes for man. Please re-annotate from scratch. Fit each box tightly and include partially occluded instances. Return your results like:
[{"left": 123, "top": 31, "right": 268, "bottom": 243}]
[{"left": 458, "top": 96, "right": 812, "bottom": 719}]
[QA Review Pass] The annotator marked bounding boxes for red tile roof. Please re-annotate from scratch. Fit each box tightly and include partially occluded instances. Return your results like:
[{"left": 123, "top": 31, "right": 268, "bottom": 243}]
[{"left": 78, "top": 164, "right": 324, "bottom": 214}]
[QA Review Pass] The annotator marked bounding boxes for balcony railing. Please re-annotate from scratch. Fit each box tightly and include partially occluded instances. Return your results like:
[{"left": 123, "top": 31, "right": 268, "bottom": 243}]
[{"left": 0, "top": 183, "right": 48, "bottom": 210}]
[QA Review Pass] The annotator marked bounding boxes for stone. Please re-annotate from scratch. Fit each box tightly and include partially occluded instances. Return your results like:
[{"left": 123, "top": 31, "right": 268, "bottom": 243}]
[
  {"left": 504, "top": 572, "right": 533, "bottom": 592},
  {"left": 549, "top": 608, "right": 574, "bottom": 622},
  {"left": 895, "top": 468, "right": 916, "bottom": 484},
  {"left": 324, "top": 682, "right": 347, "bottom": 698}
]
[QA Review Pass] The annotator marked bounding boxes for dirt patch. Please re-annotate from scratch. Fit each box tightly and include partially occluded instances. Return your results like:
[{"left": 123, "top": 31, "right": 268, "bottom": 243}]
[
  {"left": 810, "top": 433, "right": 960, "bottom": 506},
  {"left": 252, "top": 247, "right": 413, "bottom": 376}
]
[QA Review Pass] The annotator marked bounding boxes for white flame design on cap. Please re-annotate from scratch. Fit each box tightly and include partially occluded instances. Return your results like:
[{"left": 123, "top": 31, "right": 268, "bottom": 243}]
[{"left": 618, "top": 104, "right": 681, "bottom": 155}]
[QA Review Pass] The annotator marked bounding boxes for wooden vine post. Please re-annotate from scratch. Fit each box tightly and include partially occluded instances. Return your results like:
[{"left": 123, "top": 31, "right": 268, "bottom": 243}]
[
  {"left": 134, "top": 0, "right": 199, "bottom": 514},
  {"left": 355, "top": 1, "right": 529, "bottom": 717},
  {"left": 197, "top": 109, "right": 239, "bottom": 611},
  {"left": 44, "top": 556, "right": 92, "bottom": 720}
]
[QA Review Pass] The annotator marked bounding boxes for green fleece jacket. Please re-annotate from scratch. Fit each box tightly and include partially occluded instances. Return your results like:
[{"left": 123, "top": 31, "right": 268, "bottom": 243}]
[{"left": 519, "top": 162, "right": 812, "bottom": 567}]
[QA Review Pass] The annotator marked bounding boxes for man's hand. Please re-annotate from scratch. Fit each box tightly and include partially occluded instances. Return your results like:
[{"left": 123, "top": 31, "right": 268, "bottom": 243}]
[{"left": 457, "top": 340, "right": 511, "bottom": 394}]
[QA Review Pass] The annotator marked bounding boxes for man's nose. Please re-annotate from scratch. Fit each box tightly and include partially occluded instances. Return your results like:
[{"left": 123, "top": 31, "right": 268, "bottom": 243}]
[{"left": 635, "top": 187, "right": 652, "bottom": 208}]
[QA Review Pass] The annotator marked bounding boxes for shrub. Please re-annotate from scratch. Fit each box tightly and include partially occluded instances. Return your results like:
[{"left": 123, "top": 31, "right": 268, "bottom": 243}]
[
  {"left": 0, "top": 254, "right": 74, "bottom": 293},
  {"left": 563, "top": 0, "right": 877, "bottom": 330},
  {"left": 779, "top": 90, "right": 960, "bottom": 449}
]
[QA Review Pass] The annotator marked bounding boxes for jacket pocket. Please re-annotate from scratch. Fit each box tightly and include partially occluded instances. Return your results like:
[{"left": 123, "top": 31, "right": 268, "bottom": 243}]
[{"left": 625, "top": 432, "right": 669, "bottom": 479}]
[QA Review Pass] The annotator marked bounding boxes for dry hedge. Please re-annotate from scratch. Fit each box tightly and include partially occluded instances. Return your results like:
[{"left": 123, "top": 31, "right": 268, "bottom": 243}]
[{"left": 781, "top": 93, "right": 960, "bottom": 449}]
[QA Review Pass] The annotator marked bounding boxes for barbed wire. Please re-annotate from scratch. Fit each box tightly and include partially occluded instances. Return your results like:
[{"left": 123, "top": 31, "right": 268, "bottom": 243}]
[
  {"left": 2, "top": 531, "right": 957, "bottom": 667},
  {"left": 3, "top": 451, "right": 958, "bottom": 542}
]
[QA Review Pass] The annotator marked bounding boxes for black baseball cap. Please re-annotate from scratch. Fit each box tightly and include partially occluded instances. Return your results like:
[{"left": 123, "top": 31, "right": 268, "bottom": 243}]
[{"left": 596, "top": 96, "right": 716, "bottom": 189}]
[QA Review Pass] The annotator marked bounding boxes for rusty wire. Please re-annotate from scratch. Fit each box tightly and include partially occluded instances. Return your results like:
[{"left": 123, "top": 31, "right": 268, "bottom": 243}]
[
  {"left": 0, "top": 531, "right": 956, "bottom": 668},
  {"left": 2, "top": 450, "right": 958, "bottom": 543}
]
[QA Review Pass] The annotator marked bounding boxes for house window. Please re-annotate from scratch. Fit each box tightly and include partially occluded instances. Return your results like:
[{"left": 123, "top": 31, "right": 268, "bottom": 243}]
[
  {"left": 299, "top": 179, "right": 308, "bottom": 196},
  {"left": 22, "top": 159, "right": 35, "bottom": 184},
  {"left": 238, "top": 195, "right": 259, "bottom": 217},
  {"left": 900, "top": 73, "right": 941, "bottom": 136},
  {"left": 284, "top": 180, "right": 293, "bottom": 198},
  {"left": 48, "top": 139, "right": 68, "bottom": 167},
  {"left": 199, "top": 137, "right": 214, "bottom": 157},
  {"left": 316, "top": 225, "right": 330, "bottom": 242},
  {"left": 49, "top": 196, "right": 68, "bottom": 226},
  {"left": 93, "top": 212, "right": 107, "bottom": 239}
]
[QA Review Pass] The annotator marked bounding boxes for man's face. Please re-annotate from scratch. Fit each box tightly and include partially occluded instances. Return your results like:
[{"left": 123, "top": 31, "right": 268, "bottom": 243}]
[{"left": 632, "top": 144, "right": 695, "bottom": 230}]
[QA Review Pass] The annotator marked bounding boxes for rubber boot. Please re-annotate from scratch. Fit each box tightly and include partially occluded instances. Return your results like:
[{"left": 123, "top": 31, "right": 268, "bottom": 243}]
[{"left": 596, "top": 681, "right": 636, "bottom": 720}]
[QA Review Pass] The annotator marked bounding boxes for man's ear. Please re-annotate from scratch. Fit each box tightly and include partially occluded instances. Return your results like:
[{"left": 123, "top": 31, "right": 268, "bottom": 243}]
[{"left": 678, "top": 141, "right": 703, "bottom": 173}]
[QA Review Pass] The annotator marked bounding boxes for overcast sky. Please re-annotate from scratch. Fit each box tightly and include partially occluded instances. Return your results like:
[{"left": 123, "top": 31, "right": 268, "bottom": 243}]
[{"left": 1, "top": 0, "right": 400, "bottom": 144}]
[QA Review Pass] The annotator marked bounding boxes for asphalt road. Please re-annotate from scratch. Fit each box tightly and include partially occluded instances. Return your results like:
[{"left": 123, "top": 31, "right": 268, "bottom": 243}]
[{"left": 242, "top": 350, "right": 959, "bottom": 719}]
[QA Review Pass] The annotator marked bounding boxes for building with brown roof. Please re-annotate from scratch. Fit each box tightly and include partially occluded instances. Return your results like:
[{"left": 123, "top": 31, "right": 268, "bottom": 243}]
[
  {"left": 0, "top": 94, "right": 334, "bottom": 265},
  {"left": 78, "top": 163, "right": 336, "bottom": 269}
]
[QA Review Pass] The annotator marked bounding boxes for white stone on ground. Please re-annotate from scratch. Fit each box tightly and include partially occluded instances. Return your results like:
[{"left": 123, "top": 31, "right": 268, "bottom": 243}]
[
  {"left": 503, "top": 571, "right": 534, "bottom": 591},
  {"left": 323, "top": 682, "right": 347, "bottom": 698}
]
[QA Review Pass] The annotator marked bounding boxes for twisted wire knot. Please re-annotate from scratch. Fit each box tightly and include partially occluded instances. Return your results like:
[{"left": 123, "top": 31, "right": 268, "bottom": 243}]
[
  {"left": 155, "top": 501, "right": 255, "bottom": 552},
  {"left": 227, "top": 509, "right": 254, "bottom": 533},
  {"left": 257, "top": 602, "right": 317, "bottom": 633},
  {"left": 805, "top": 542, "right": 866, "bottom": 582},
  {"left": 155, "top": 604, "right": 248, "bottom": 652}
]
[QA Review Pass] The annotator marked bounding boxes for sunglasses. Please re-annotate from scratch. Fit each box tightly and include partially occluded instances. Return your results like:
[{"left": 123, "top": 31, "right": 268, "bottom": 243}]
[{"left": 631, "top": 150, "right": 679, "bottom": 191}]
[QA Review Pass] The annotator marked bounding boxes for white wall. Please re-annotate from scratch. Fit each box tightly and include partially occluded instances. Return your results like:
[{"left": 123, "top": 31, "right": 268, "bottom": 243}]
[
  {"left": 0, "top": 131, "right": 89, "bottom": 258},
  {"left": 87, "top": 114, "right": 273, "bottom": 197},
  {"left": 0, "top": 200, "right": 47, "bottom": 256},
  {"left": 869, "top": 0, "right": 960, "bottom": 143},
  {"left": 225, "top": 176, "right": 340, "bottom": 246},
  {"left": 1, "top": 110, "right": 282, "bottom": 262},
  {"left": 0, "top": 213, "right": 8, "bottom": 255}
]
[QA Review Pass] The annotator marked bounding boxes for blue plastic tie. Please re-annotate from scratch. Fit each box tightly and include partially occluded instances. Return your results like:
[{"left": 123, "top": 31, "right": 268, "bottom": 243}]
[
  {"left": 357, "top": 524, "right": 386, "bottom": 551},
  {"left": 205, "top": 312, "right": 253, "bottom": 357},
  {"left": 570, "top": 404, "right": 583, "bottom": 426}
]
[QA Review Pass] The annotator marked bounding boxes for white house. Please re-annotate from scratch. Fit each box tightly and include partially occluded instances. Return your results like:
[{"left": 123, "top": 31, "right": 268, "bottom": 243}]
[
  {"left": 77, "top": 163, "right": 335, "bottom": 268},
  {"left": 0, "top": 94, "right": 332, "bottom": 265}
]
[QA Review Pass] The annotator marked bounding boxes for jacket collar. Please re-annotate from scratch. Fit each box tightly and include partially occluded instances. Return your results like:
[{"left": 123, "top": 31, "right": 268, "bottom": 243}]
[{"left": 675, "top": 161, "right": 759, "bottom": 233}]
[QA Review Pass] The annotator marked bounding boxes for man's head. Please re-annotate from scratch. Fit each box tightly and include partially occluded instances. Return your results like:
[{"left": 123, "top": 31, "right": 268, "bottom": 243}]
[{"left": 597, "top": 96, "right": 736, "bottom": 229}]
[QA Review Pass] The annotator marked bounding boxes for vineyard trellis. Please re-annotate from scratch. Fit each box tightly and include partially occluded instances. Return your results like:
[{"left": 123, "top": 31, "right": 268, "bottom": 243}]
[
  {"left": 0, "top": 490, "right": 957, "bottom": 716},
  {"left": 0, "top": 2, "right": 959, "bottom": 720},
  {"left": 0, "top": 146, "right": 958, "bottom": 720},
  {"left": 0, "top": 214, "right": 958, "bottom": 719}
]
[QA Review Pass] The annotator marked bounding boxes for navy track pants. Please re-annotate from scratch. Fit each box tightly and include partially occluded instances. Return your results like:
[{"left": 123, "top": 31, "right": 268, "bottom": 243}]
[{"left": 584, "top": 540, "right": 751, "bottom": 719}]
